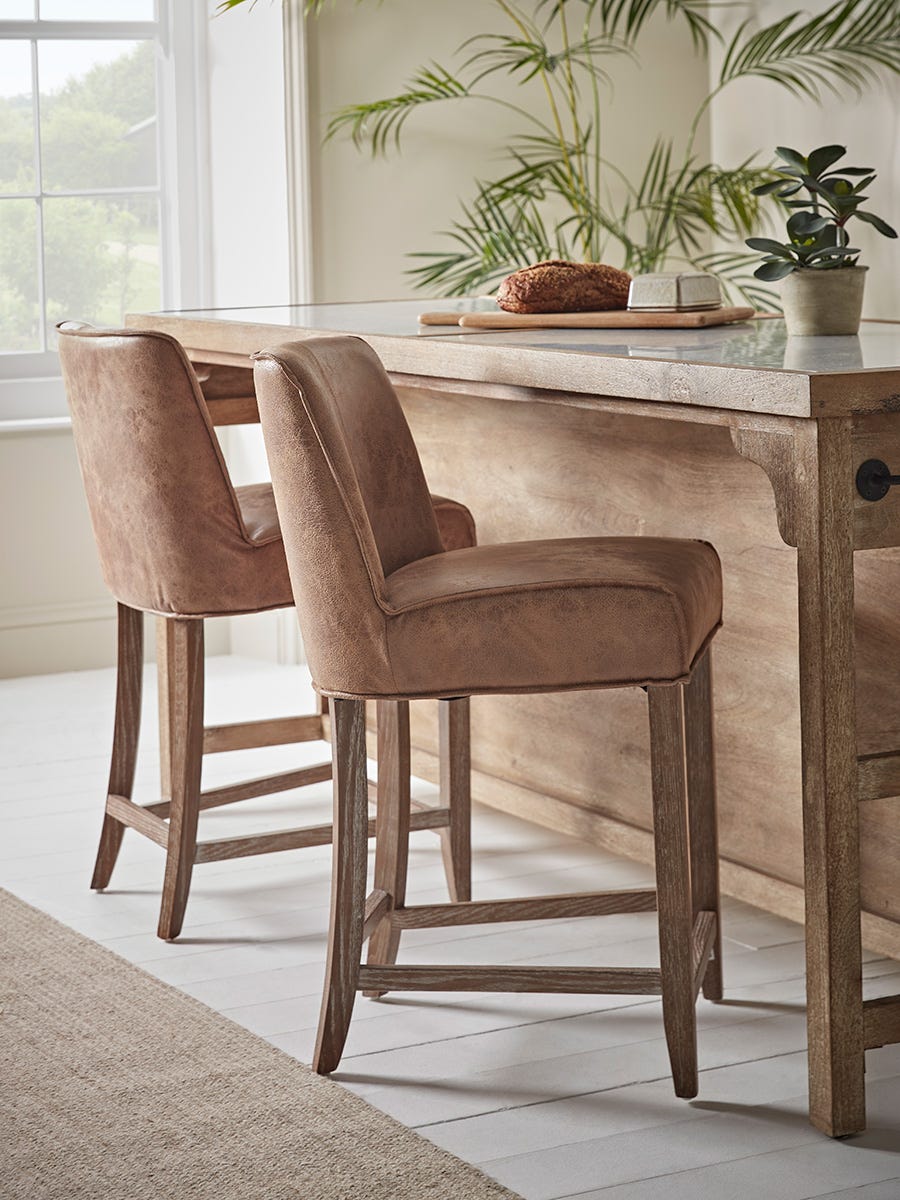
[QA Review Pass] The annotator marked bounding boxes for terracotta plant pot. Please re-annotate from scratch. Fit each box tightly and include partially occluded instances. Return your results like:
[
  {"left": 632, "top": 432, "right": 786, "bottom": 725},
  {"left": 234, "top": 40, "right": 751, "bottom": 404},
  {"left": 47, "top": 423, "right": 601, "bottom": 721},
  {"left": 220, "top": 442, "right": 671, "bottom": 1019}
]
[{"left": 779, "top": 265, "right": 868, "bottom": 336}]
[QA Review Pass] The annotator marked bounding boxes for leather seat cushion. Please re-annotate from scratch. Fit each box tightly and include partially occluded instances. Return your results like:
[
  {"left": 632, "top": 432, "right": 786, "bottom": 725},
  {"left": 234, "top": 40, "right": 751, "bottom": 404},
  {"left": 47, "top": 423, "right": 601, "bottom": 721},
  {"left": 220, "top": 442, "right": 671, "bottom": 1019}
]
[
  {"left": 353, "top": 536, "right": 722, "bottom": 698},
  {"left": 229, "top": 484, "right": 478, "bottom": 617}
]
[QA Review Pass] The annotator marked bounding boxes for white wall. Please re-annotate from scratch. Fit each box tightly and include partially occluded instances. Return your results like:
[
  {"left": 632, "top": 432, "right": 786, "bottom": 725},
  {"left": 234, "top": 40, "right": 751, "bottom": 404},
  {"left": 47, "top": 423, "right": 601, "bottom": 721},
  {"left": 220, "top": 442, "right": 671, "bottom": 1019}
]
[
  {"left": 708, "top": 0, "right": 900, "bottom": 318},
  {"left": 305, "top": 1, "right": 712, "bottom": 299},
  {"left": 206, "top": 0, "right": 291, "bottom": 309}
]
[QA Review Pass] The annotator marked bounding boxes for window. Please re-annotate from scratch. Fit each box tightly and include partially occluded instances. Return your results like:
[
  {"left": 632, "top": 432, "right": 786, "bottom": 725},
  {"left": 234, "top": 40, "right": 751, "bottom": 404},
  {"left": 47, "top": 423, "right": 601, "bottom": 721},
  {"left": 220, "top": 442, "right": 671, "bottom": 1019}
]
[{"left": 0, "top": 1, "right": 207, "bottom": 416}]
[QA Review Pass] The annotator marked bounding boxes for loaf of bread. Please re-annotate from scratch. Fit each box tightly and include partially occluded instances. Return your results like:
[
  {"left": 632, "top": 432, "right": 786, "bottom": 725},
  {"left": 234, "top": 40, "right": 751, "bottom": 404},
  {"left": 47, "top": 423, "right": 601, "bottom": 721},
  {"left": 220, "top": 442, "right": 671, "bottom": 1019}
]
[{"left": 497, "top": 260, "right": 631, "bottom": 314}]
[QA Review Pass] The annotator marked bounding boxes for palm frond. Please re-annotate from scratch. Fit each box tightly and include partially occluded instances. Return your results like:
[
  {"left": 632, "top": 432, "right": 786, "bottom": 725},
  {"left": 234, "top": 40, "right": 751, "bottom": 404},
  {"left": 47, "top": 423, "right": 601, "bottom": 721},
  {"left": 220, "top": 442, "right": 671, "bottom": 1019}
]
[
  {"left": 462, "top": 33, "right": 570, "bottom": 85},
  {"left": 406, "top": 183, "right": 574, "bottom": 295},
  {"left": 500, "top": 132, "right": 595, "bottom": 195},
  {"left": 325, "top": 64, "right": 469, "bottom": 155},
  {"left": 677, "top": 161, "right": 768, "bottom": 233},
  {"left": 719, "top": 0, "right": 900, "bottom": 99},
  {"left": 591, "top": 0, "right": 719, "bottom": 51},
  {"left": 604, "top": 145, "right": 773, "bottom": 272},
  {"left": 462, "top": 31, "right": 631, "bottom": 88}
]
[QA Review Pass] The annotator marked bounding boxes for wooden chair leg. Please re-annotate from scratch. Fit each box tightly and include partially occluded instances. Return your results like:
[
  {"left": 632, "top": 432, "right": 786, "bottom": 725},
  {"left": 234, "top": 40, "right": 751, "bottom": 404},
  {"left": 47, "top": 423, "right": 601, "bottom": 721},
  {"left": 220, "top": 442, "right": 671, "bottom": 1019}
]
[
  {"left": 92, "top": 604, "right": 144, "bottom": 890},
  {"left": 314, "top": 697, "right": 369, "bottom": 1074},
  {"left": 156, "top": 617, "right": 205, "bottom": 942},
  {"left": 684, "top": 648, "right": 723, "bottom": 1002},
  {"left": 648, "top": 682, "right": 698, "bottom": 1099},
  {"left": 365, "top": 701, "right": 411, "bottom": 996},
  {"left": 439, "top": 697, "right": 472, "bottom": 902}
]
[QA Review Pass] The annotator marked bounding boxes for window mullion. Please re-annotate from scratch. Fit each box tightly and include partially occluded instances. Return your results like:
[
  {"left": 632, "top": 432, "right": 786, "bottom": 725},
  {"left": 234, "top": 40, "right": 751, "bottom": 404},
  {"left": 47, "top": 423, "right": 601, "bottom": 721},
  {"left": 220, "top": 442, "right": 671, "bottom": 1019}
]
[
  {"left": 39, "top": 186, "right": 161, "bottom": 198},
  {"left": 30, "top": 36, "right": 47, "bottom": 353},
  {"left": 0, "top": 21, "right": 159, "bottom": 40}
]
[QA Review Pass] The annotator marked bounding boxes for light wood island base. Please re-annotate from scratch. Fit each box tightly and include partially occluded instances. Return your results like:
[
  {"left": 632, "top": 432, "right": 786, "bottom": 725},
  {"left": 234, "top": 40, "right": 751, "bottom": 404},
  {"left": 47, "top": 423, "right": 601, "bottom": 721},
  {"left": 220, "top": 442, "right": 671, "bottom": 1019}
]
[{"left": 391, "top": 383, "right": 900, "bottom": 960}]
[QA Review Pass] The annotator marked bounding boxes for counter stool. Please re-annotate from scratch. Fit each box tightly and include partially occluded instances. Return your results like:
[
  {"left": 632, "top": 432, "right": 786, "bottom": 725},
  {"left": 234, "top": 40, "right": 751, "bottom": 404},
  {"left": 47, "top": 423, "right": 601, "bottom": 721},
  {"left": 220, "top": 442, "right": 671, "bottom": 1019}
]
[
  {"left": 254, "top": 335, "right": 724, "bottom": 1098},
  {"left": 57, "top": 324, "right": 475, "bottom": 940}
]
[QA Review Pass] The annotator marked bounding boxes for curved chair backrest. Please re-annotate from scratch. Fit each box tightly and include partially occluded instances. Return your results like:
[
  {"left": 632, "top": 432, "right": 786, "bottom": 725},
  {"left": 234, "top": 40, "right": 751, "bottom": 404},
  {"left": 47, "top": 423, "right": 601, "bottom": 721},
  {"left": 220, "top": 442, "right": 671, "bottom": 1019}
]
[
  {"left": 253, "top": 336, "right": 444, "bottom": 696},
  {"left": 58, "top": 324, "right": 262, "bottom": 616}
]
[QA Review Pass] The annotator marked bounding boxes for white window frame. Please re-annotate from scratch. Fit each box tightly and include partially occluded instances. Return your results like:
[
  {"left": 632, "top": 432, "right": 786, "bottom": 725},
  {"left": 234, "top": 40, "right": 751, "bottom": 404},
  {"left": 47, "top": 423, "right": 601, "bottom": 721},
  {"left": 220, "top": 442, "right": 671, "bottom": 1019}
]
[{"left": 0, "top": 0, "right": 210, "bottom": 423}]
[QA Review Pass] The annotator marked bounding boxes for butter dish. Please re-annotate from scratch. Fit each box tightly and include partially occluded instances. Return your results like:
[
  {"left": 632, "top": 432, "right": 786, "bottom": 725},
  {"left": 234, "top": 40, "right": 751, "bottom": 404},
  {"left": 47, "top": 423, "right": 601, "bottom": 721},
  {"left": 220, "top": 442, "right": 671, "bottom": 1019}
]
[{"left": 628, "top": 272, "right": 722, "bottom": 312}]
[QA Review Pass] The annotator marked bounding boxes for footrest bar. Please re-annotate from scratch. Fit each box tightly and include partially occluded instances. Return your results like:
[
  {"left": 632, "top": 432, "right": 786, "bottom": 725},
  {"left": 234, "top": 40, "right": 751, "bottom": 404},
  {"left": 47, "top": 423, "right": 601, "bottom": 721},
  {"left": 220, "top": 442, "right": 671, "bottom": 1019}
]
[
  {"left": 147, "top": 764, "right": 334, "bottom": 818},
  {"left": 106, "top": 794, "right": 169, "bottom": 849},
  {"left": 194, "top": 807, "right": 450, "bottom": 864},
  {"left": 195, "top": 822, "right": 339, "bottom": 863},
  {"left": 363, "top": 889, "right": 392, "bottom": 940},
  {"left": 857, "top": 749, "right": 900, "bottom": 801},
  {"left": 366, "top": 780, "right": 451, "bottom": 830},
  {"left": 391, "top": 889, "right": 658, "bottom": 930},
  {"left": 197, "top": 763, "right": 333, "bottom": 809},
  {"left": 691, "top": 910, "right": 718, "bottom": 998},
  {"left": 203, "top": 713, "right": 326, "bottom": 754},
  {"left": 863, "top": 994, "right": 900, "bottom": 1049},
  {"left": 357, "top": 964, "right": 663, "bottom": 995},
  {"left": 408, "top": 806, "right": 452, "bottom": 831}
]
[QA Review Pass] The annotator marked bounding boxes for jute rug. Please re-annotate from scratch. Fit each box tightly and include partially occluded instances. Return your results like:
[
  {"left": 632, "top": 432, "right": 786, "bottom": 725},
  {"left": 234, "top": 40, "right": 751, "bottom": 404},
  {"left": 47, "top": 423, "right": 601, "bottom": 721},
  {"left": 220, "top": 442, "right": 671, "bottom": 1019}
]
[{"left": 0, "top": 889, "right": 521, "bottom": 1200}]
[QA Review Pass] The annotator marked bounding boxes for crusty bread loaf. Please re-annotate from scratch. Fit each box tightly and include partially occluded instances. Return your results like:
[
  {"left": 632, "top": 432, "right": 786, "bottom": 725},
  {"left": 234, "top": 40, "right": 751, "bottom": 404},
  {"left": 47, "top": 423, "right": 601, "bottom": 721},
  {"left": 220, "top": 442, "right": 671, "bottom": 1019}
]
[{"left": 497, "top": 260, "right": 631, "bottom": 314}]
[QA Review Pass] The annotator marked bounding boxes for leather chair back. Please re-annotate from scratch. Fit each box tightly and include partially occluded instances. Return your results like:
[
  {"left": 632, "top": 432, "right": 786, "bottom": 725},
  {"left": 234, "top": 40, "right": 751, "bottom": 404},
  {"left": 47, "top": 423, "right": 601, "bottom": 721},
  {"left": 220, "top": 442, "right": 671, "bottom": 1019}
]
[
  {"left": 253, "top": 336, "right": 444, "bottom": 696},
  {"left": 58, "top": 325, "right": 277, "bottom": 617}
]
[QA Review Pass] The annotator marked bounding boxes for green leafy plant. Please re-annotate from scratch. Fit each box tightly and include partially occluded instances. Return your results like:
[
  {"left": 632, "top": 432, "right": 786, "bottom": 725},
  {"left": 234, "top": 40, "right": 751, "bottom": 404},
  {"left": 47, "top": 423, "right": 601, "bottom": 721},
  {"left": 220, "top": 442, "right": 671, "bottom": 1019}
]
[
  {"left": 746, "top": 144, "right": 898, "bottom": 281},
  {"left": 222, "top": 0, "right": 900, "bottom": 304}
]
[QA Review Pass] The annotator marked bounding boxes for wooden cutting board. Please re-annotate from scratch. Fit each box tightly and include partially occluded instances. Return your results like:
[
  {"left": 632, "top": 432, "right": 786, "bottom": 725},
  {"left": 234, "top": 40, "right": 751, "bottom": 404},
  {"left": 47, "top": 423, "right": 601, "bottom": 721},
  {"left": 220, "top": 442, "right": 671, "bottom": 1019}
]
[{"left": 419, "top": 306, "right": 756, "bottom": 330}]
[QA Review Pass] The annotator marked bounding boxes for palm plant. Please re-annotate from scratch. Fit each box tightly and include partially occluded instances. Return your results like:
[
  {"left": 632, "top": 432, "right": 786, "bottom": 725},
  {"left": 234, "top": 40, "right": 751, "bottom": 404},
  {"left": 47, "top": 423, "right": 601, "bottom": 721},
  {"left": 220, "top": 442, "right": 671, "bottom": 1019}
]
[{"left": 222, "top": 0, "right": 900, "bottom": 305}]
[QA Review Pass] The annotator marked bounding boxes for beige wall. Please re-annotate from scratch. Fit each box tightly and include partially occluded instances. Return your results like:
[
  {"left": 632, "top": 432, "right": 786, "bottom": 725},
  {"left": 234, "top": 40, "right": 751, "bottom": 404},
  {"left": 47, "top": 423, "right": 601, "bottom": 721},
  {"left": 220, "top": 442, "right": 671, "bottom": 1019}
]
[
  {"left": 0, "top": 421, "right": 236, "bottom": 679},
  {"left": 0, "top": 429, "right": 116, "bottom": 677},
  {"left": 306, "top": 2, "right": 712, "bottom": 300},
  {"left": 708, "top": 0, "right": 900, "bottom": 319}
]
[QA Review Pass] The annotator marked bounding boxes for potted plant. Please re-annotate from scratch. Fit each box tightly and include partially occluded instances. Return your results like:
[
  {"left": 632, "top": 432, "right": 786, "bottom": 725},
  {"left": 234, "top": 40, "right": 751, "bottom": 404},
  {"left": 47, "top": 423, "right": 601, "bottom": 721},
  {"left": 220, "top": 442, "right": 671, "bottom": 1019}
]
[{"left": 746, "top": 145, "right": 897, "bottom": 335}]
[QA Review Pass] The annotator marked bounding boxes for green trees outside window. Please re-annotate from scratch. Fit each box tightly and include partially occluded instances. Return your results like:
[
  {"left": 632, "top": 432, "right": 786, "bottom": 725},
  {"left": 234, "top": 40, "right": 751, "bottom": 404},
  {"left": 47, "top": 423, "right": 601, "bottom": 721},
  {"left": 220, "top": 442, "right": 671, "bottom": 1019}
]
[{"left": 0, "top": 41, "right": 160, "bottom": 352}]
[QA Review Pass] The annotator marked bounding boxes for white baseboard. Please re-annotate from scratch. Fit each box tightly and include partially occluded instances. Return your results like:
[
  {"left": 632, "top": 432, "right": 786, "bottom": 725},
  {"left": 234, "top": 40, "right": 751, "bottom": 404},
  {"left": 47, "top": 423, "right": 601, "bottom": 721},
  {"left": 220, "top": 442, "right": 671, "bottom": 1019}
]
[
  {"left": 0, "top": 598, "right": 115, "bottom": 631},
  {"left": 0, "top": 600, "right": 231, "bottom": 678},
  {"left": 0, "top": 599, "right": 118, "bottom": 677},
  {"left": 0, "top": 594, "right": 293, "bottom": 678}
]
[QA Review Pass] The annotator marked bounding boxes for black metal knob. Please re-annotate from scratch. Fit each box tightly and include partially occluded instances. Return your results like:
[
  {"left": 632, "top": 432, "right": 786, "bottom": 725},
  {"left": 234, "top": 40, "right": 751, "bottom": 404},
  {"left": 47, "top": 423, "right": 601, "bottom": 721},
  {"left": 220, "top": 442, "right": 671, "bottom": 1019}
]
[{"left": 856, "top": 459, "right": 900, "bottom": 502}]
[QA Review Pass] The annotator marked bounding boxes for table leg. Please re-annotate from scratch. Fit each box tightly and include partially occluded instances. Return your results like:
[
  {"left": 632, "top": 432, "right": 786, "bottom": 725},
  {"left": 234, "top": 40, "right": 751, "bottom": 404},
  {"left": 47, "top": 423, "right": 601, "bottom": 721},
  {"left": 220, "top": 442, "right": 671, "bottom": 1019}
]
[{"left": 793, "top": 419, "right": 865, "bottom": 1137}]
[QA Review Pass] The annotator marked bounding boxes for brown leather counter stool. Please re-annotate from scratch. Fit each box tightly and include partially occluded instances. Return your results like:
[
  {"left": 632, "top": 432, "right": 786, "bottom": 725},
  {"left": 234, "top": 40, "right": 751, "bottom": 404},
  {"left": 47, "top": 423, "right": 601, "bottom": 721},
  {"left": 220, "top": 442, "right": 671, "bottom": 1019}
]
[
  {"left": 57, "top": 324, "right": 475, "bottom": 940},
  {"left": 254, "top": 335, "right": 724, "bottom": 1099}
]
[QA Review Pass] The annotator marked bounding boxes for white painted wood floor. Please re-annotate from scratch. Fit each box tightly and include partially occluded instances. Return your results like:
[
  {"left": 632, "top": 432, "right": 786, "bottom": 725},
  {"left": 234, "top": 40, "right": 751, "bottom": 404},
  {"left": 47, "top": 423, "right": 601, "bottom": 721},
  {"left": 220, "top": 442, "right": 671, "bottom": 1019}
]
[{"left": 3, "top": 655, "right": 900, "bottom": 1200}]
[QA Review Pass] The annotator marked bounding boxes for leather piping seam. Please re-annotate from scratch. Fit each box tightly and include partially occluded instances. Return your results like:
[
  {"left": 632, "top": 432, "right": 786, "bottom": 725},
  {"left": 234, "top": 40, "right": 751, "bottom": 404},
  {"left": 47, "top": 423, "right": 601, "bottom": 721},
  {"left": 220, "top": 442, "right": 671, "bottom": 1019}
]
[
  {"left": 121, "top": 599, "right": 293, "bottom": 620},
  {"left": 383, "top": 573, "right": 705, "bottom": 671}
]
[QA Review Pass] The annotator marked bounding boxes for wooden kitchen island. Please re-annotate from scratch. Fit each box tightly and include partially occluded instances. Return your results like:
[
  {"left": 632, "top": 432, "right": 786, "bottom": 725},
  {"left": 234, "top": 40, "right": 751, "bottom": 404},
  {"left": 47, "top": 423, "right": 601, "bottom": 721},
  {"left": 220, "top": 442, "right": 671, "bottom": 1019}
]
[{"left": 129, "top": 299, "right": 900, "bottom": 1137}]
